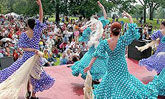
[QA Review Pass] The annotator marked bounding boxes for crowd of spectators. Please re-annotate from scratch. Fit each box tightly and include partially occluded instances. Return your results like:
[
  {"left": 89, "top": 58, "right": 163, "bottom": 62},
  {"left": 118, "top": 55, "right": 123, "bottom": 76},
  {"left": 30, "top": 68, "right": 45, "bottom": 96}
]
[
  {"left": 0, "top": 14, "right": 161, "bottom": 66},
  {"left": 0, "top": 15, "right": 89, "bottom": 66}
]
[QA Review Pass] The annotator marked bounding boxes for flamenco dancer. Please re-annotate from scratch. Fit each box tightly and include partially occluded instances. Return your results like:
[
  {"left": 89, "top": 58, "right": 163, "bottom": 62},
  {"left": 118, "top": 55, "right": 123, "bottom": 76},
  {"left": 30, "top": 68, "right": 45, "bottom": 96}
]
[
  {"left": 136, "top": 21, "right": 165, "bottom": 75},
  {"left": 84, "top": 11, "right": 165, "bottom": 99},
  {"left": 71, "top": 1, "right": 109, "bottom": 84},
  {"left": 0, "top": 0, "right": 54, "bottom": 99}
]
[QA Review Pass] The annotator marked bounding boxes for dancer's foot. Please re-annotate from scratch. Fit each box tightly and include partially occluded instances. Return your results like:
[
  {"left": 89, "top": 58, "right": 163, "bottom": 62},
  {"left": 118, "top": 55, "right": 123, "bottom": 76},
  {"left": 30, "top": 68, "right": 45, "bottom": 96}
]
[
  {"left": 31, "top": 91, "right": 39, "bottom": 99},
  {"left": 92, "top": 80, "right": 100, "bottom": 85},
  {"left": 26, "top": 91, "right": 31, "bottom": 99},
  {"left": 92, "top": 80, "right": 100, "bottom": 89},
  {"left": 30, "top": 97, "right": 39, "bottom": 99}
]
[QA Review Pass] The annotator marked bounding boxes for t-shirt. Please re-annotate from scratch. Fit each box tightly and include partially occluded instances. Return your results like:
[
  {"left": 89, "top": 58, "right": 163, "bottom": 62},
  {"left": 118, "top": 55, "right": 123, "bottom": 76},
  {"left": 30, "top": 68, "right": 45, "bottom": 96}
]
[{"left": 148, "top": 25, "right": 153, "bottom": 32}]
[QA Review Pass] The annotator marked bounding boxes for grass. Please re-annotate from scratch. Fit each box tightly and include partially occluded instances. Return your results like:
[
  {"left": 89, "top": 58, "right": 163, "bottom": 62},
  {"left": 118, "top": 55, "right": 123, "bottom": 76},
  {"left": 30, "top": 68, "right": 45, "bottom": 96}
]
[
  {"left": 48, "top": 17, "right": 79, "bottom": 22},
  {"left": 53, "top": 58, "right": 60, "bottom": 66},
  {"left": 53, "top": 53, "right": 62, "bottom": 66},
  {"left": 49, "top": 16, "right": 163, "bottom": 29}
]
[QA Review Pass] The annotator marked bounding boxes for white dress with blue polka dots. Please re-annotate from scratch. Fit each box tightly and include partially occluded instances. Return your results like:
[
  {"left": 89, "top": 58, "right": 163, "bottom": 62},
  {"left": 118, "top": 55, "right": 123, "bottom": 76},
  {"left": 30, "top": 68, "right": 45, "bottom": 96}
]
[{"left": 0, "top": 20, "right": 55, "bottom": 93}]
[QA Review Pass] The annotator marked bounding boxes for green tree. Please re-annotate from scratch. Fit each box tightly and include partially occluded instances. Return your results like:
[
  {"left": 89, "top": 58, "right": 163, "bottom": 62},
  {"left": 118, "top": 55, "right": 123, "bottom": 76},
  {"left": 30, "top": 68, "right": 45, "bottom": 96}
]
[
  {"left": 132, "top": 4, "right": 143, "bottom": 19},
  {"left": 12, "top": 0, "right": 29, "bottom": 15}
]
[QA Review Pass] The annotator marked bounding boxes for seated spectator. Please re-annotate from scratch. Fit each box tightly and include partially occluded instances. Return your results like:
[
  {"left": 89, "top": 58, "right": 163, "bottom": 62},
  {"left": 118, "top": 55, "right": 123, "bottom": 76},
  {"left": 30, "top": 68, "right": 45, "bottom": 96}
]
[
  {"left": 80, "top": 42, "right": 88, "bottom": 51},
  {"left": 48, "top": 54, "right": 57, "bottom": 65},
  {"left": 43, "top": 49, "right": 50, "bottom": 59},
  {"left": 0, "top": 53, "right": 3, "bottom": 58},
  {"left": 41, "top": 57, "right": 51, "bottom": 67},
  {"left": 13, "top": 49, "right": 18, "bottom": 61},
  {"left": 52, "top": 46, "right": 60, "bottom": 58},
  {"left": 67, "top": 57, "right": 74, "bottom": 64},
  {"left": 66, "top": 49, "right": 73, "bottom": 60},
  {"left": 39, "top": 40, "right": 45, "bottom": 51},
  {"left": 60, "top": 53, "right": 68, "bottom": 65},
  {"left": 4, "top": 47, "right": 12, "bottom": 57}
]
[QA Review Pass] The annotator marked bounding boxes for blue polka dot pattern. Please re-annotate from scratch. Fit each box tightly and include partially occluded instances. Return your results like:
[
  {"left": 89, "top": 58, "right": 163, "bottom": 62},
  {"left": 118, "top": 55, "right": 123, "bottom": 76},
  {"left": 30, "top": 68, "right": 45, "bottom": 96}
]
[
  {"left": 92, "top": 23, "right": 165, "bottom": 98},
  {"left": 139, "top": 30, "right": 165, "bottom": 74},
  {"left": 0, "top": 20, "right": 54, "bottom": 92}
]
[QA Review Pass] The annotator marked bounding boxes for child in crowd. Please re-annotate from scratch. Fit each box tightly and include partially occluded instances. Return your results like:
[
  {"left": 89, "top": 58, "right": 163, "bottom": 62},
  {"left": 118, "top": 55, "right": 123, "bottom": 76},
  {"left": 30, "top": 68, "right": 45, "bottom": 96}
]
[{"left": 60, "top": 53, "right": 68, "bottom": 65}]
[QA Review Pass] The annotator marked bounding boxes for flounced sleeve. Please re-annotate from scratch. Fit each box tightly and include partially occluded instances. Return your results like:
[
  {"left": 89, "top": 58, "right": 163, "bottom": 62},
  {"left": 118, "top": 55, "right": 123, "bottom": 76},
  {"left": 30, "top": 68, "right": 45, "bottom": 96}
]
[
  {"left": 121, "top": 23, "right": 140, "bottom": 46},
  {"left": 92, "top": 40, "right": 106, "bottom": 59},
  {"left": 18, "top": 33, "right": 28, "bottom": 48},
  {"left": 150, "top": 30, "right": 161, "bottom": 40},
  {"left": 98, "top": 16, "right": 110, "bottom": 28},
  {"left": 34, "top": 20, "right": 47, "bottom": 36},
  {"left": 79, "top": 27, "right": 92, "bottom": 42}
]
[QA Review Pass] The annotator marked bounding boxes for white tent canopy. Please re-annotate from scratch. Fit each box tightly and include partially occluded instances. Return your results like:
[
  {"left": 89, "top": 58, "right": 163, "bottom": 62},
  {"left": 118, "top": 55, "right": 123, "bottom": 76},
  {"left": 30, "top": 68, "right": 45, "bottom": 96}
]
[{"left": 5, "top": 12, "right": 20, "bottom": 17}]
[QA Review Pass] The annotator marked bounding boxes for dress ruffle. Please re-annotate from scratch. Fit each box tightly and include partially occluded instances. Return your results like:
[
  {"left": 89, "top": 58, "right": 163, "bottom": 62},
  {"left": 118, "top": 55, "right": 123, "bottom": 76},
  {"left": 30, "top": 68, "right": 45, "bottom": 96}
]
[
  {"left": 127, "top": 23, "right": 140, "bottom": 40},
  {"left": 79, "top": 27, "right": 92, "bottom": 42},
  {"left": 71, "top": 46, "right": 107, "bottom": 80},
  {"left": 98, "top": 16, "right": 110, "bottom": 28},
  {"left": 31, "top": 71, "right": 55, "bottom": 93},
  {"left": 93, "top": 74, "right": 160, "bottom": 99}
]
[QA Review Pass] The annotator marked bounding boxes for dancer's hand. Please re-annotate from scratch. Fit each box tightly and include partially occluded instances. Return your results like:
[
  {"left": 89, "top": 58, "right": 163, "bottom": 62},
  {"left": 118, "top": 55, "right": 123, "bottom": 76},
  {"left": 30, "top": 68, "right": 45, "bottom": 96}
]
[
  {"left": 34, "top": 50, "right": 39, "bottom": 55},
  {"left": 122, "top": 11, "right": 131, "bottom": 18},
  {"left": 135, "top": 46, "right": 147, "bottom": 52},
  {"left": 36, "top": 0, "right": 42, "bottom": 6},
  {"left": 84, "top": 66, "right": 91, "bottom": 73},
  {"left": 122, "top": 11, "right": 133, "bottom": 23},
  {"left": 97, "top": 1, "right": 104, "bottom": 9}
]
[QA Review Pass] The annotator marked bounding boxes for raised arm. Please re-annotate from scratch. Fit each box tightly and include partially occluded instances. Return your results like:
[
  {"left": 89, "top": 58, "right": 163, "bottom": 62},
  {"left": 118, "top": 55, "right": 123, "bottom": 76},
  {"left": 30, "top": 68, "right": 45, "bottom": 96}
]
[
  {"left": 36, "top": 0, "right": 43, "bottom": 23},
  {"left": 121, "top": 12, "right": 140, "bottom": 46},
  {"left": 98, "top": 1, "right": 107, "bottom": 19},
  {"left": 22, "top": 48, "right": 36, "bottom": 52},
  {"left": 122, "top": 11, "right": 133, "bottom": 23}
]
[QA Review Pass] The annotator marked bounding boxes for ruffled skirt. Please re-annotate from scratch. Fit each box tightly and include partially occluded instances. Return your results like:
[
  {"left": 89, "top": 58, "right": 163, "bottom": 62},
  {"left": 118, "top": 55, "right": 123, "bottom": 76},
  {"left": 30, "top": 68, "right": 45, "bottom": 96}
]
[
  {"left": 0, "top": 53, "right": 54, "bottom": 98},
  {"left": 71, "top": 51, "right": 107, "bottom": 80},
  {"left": 139, "top": 53, "right": 165, "bottom": 73}
]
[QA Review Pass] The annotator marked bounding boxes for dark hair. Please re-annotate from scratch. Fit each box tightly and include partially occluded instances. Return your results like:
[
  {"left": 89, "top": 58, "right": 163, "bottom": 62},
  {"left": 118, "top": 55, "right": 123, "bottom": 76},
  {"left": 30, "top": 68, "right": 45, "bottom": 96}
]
[
  {"left": 110, "top": 22, "right": 122, "bottom": 36},
  {"left": 27, "top": 18, "right": 36, "bottom": 30},
  {"left": 161, "top": 21, "right": 165, "bottom": 26}
]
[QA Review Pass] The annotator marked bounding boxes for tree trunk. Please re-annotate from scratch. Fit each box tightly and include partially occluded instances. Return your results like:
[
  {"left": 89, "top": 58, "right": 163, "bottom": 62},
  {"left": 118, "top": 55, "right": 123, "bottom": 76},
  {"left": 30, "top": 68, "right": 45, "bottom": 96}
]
[
  {"left": 149, "top": 5, "right": 154, "bottom": 20},
  {"left": 144, "top": 6, "right": 146, "bottom": 23},
  {"left": 55, "top": 0, "right": 60, "bottom": 24}
]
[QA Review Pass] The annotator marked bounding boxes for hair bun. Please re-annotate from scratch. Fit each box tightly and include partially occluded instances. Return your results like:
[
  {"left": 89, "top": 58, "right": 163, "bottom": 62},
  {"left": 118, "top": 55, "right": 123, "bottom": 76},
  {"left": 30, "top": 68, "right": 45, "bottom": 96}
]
[{"left": 111, "top": 22, "right": 122, "bottom": 36}]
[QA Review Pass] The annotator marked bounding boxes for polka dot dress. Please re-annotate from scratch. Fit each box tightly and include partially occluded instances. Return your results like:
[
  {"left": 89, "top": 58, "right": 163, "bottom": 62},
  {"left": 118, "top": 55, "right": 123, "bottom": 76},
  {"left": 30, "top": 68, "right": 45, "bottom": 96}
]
[
  {"left": 92, "top": 24, "right": 165, "bottom": 98},
  {"left": 139, "top": 30, "right": 165, "bottom": 74},
  {"left": 0, "top": 20, "right": 55, "bottom": 93},
  {"left": 71, "top": 27, "right": 108, "bottom": 80}
]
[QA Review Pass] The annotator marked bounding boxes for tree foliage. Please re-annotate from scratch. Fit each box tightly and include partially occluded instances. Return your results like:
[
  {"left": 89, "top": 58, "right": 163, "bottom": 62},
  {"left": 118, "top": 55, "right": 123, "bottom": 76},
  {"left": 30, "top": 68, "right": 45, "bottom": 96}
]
[{"left": 0, "top": 0, "right": 165, "bottom": 21}]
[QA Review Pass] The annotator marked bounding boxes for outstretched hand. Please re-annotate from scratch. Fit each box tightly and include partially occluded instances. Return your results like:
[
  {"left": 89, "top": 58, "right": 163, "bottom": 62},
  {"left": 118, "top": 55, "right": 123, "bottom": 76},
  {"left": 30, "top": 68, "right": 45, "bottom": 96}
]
[
  {"left": 36, "top": 0, "right": 42, "bottom": 6},
  {"left": 122, "top": 11, "right": 131, "bottom": 18},
  {"left": 34, "top": 50, "right": 39, "bottom": 55},
  {"left": 122, "top": 11, "right": 133, "bottom": 23},
  {"left": 97, "top": 1, "right": 104, "bottom": 9},
  {"left": 135, "top": 46, "right": 146, "bottom": 52}
]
